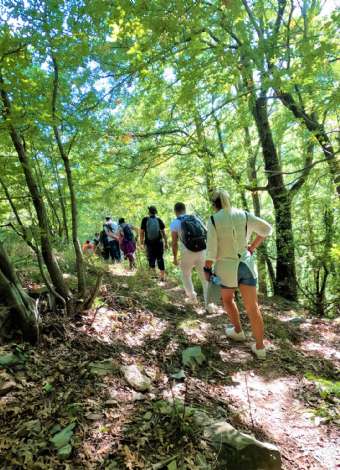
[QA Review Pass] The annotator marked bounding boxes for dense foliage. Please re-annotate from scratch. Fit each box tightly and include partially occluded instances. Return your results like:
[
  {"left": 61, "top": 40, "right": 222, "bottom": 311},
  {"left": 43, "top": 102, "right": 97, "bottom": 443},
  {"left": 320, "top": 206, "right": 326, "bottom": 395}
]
[{"left": 0, "top": 0, "right": 339, "bottom": 328}]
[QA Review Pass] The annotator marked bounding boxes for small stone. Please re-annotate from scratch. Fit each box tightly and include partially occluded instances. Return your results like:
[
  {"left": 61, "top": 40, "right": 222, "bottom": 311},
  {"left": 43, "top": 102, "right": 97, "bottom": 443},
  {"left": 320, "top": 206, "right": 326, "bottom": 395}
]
[
  {"left": 121, "top": 364, "right": 151, "bottom": 392},
  {"left": 85, "top": 413, "right": 103, "bottom": 420},
  {"left": 130, "top": 391, "right": 146, "bottom": 401},
  {"left": 206, "top": 421, "right": 281, "bottom": 470},
  {"left": 0, "top": 380, "right": 17, "bottom": 396},
  {"left": 104, "top": 400, "right": 118, "bottom": 407}
]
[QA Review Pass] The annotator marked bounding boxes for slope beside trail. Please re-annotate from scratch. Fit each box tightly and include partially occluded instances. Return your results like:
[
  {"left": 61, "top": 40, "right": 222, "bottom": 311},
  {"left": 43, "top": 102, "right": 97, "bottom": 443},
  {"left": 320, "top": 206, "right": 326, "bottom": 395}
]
[{"left": 0, "top": 265, "right": 339, "bottom": 469}]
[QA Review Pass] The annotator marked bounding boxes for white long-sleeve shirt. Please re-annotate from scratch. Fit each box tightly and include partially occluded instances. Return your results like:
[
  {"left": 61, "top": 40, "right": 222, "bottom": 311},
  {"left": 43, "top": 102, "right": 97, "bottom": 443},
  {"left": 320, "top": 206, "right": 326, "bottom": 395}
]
[{"left": 206, "top": 208, "right": 272, "bottom": 287}]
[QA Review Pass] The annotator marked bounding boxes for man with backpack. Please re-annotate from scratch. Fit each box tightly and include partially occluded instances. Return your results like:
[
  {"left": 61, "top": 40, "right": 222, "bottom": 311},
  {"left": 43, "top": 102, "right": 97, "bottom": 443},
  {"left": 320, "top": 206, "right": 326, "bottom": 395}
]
[
  {"left": 140, "top": 206, "right": 168, "bottom": 281},
  {"left": 103, "top": 216, "right": 121, "bottom": 263},
  {"left": 118, "top": 218, "right": 138, "bottom": 269},
  {"left": 171, "top": 202, "right": 208, "bottom": 305}
]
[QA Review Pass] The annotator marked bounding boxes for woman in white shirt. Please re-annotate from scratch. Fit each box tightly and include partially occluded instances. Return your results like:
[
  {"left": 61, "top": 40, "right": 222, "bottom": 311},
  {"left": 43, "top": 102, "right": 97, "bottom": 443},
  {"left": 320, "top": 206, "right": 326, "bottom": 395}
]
[{"left": 204, "top": 189, "right": 272, "bottom": 359}]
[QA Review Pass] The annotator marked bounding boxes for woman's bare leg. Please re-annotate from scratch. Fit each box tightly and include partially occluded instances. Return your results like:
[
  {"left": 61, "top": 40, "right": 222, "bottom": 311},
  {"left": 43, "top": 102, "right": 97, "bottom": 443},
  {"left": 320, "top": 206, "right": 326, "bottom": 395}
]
[
  {"left": 239, "top": 284, "right": 264, "bottom": 349},
  {"left": 221, "top": 288, "right": 242, "bottom": 333}
]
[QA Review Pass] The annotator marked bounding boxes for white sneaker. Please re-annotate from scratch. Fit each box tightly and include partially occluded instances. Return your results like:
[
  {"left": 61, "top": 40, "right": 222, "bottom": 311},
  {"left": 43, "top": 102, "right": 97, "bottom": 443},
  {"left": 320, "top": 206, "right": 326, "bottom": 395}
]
[
  {"left": 206, "top": 303, "right": 218, "bottom": 314},
  {"left": 225, "top": 326, "right": 246, "bottom": 341},
  {"left": 251, "top": 343, "right": 266, "bottom": 360},
  {"left": 185, "top": 296, "right": 198, "bottom": 305}
]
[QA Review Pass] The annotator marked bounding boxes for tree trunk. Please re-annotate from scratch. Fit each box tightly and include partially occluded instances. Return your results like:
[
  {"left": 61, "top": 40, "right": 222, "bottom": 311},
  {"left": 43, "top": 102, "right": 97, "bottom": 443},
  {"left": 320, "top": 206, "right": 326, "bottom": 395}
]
[
  {"left": 213, "top": 112, "right": 248, "bottom": 209},
  {"left": 0, "top": 72, "right": 72, "bottom": 302},
  {"left": 33, "top": 154, "right": 63, "bottom": 239},
  {"left": 252, "top": 95, "right": 298, "bottom": 300},
  {"left": 244, "top": 127, "right": 270, "bottom": 295},
  {"left": 51, "top": 55, "right": 86, "bottom": 299},
  {"left": 51, "top": 157, "right": 69, "bottom": 242},
  {"left": 0, "top": 242, "right": 39, "bottom": 343}
]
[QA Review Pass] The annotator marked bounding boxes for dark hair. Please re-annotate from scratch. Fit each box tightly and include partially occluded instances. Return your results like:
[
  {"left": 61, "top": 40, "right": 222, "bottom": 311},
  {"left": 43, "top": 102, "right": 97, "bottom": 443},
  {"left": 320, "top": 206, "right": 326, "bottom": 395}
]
[
  {"left": 212, "top": 197, "right": 222, "bottom": 210},
  {"left": 148, "top": 206, "right": 157, "bottom": 215},
  {"left": 174, "top": 202, "right": 186, "bottom": 213},
  {"left": 86, "top": 240, "right": 90, "bottom": 244},
  {"left": 118, "top": 218, "right": 125, "bottom": 224},
  {"left": 105, "top": 216, "right": 111, "bottom": 221}
]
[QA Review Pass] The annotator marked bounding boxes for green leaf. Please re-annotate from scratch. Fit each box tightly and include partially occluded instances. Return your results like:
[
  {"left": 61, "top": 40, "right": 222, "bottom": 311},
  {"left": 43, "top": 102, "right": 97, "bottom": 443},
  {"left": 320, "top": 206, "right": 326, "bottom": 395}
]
[
  {"left": 43, "top": 382, "right": 54, "bottom": 393},
  {"left": 0, "top": 353, "right": 23, "bottom": 367},
  {"left": 182, "top": 346, "right": 206, "bottom": 368},
  {"left": 50, "top": 423, "right": 76, "bottom": 449},
  {"left": 167, "top": 460, "right": 177, "bottom": 470},
  {"left": 57, "top": 444, "right": 72, "bottom": 460}
]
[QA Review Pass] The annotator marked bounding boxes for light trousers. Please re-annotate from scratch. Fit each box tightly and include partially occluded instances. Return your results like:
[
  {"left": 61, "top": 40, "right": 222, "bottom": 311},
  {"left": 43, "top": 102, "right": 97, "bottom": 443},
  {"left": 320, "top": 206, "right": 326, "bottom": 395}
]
[{"left": 180, "top": 249, "right": 208, "bottom": 305}]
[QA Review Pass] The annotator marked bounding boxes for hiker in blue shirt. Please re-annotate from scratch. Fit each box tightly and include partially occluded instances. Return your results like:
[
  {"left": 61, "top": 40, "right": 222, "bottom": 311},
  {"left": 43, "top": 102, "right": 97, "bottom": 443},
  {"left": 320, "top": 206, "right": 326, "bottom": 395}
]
[{"left": 140, "top": 206, "right": 168, "bottom": 281}]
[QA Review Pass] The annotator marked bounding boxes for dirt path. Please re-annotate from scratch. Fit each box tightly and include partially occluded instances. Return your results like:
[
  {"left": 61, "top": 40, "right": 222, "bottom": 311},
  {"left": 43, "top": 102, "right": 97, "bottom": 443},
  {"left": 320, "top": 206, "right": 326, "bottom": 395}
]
[{"left": 0, "top": 266, "right": 339, "bottom": 469}]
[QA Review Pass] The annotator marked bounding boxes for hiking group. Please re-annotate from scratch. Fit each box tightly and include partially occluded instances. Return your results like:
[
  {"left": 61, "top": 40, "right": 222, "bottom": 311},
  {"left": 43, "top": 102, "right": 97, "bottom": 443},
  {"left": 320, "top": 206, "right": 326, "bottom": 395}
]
[{"left": 83, "top": 189, "right": 272, "bottom": 359}]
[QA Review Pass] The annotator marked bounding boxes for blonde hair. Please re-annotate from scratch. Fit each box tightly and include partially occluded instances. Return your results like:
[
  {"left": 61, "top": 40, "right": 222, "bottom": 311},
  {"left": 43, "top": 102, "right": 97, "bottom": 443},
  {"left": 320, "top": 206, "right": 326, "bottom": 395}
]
[{"left": 211, "top": 189, "right": 231, "bottom": 210}]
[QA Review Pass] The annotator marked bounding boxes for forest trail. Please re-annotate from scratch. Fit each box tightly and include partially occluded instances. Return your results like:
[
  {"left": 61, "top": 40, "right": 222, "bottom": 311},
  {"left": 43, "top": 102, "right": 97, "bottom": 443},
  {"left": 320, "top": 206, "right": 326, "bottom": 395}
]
[{"left": 0, "top": 265, "right": 339, "bottom": 469}]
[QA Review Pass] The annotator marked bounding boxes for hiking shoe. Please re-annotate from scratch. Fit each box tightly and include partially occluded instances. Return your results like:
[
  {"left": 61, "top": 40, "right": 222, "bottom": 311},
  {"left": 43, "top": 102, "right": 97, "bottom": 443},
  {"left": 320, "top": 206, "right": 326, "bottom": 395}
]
[
  {"left": 225, "top": 326, "right": 246, "bottom": 341},
  {"left": 251, "top": 343, "right": 267, "bottom": 360},
  {"left": 206, "top": 303, "right": 218, "bottom": 314}
]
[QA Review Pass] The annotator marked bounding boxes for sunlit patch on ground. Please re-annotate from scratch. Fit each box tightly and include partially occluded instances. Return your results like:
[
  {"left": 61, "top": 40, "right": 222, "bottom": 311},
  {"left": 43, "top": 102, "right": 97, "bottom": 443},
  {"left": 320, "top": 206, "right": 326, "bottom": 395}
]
[{"left": 299, "top": 339, "right": 340, "bottom": 361}]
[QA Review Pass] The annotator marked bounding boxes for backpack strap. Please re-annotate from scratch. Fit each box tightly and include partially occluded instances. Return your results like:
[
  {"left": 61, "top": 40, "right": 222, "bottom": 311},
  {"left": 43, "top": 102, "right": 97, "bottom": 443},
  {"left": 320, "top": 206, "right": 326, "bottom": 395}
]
[{"left": 210, "top": 215, "right": 216, "bottom": 228}]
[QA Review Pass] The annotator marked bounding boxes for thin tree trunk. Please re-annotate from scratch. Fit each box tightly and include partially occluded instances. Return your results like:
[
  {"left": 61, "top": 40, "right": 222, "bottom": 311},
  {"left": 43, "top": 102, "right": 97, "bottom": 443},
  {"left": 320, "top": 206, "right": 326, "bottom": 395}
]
[
  {"left": 244, "top": 127, "right": 270, "bottom": 295},
  {"left": 194, "top": 113, "right": 215, "bottom": 198},
  {"left": 0, "top": 71, "right": 71, "bottom": 302},
  {"left": 51, "top": 55, "right": 86, "bottom": 299},
  {"left": 276, "top": 91, "right": 340, "bottom": 196},
  {"left": 213, "top": 112, "right": 248, "bottom": 209},
  {"left": 51, "top": 157, "right": 69, "bottom": 242},
  {"left": 33, "top": 154, "right": 62, "bottom": 239}
]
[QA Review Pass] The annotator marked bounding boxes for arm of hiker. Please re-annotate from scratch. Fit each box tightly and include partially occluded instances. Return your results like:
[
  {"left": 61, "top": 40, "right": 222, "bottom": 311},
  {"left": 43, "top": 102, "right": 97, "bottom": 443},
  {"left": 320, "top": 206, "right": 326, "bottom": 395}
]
[
  {"left": 159, "top": 219, "right": 168, "bottom": 250},
  {"left": 132, "top": 226, "right": 139, "bottom": 243},
  {"left": 204, "top": 217, "right": 217, "bottom": 280},
  {"left": 171, "top": 231, "right": 179, "bottom": 265},
  {"left": 247, "top": 214, "right": 272, "bottom": 254},
  {"left": 140, "top": 229, "right": 145, "bottom": 247},
  {"left": 161, "top": 230, "right": 168, "bottom": 250}
]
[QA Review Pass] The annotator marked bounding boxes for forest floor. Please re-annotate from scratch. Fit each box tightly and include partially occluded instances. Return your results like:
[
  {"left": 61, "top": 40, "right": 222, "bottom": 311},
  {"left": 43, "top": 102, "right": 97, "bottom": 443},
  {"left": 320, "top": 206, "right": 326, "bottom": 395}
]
[{"left": 0, "top": 263, "right": 339, "bottom": 469}]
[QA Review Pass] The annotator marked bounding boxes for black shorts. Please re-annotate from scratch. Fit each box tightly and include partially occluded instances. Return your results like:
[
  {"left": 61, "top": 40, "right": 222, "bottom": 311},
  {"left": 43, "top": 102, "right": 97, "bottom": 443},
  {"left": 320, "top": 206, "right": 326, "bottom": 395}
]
[{"left": 146, "top": 241, "right": 165, "bottom": 271}]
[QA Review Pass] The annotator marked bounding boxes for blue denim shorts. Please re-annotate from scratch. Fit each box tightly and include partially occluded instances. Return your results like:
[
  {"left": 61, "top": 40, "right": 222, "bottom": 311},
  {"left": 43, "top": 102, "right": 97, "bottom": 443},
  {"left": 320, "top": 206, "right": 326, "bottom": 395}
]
[{"left": 221, "top": 262, "right": 257, "bottom": 289}]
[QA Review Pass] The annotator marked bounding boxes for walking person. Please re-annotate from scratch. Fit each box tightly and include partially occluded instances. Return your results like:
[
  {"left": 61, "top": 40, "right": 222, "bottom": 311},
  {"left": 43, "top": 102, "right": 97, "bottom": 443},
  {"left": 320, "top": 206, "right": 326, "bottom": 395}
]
[
  {"left": 140, "top": 206, "right": 168, "bottom": 281},
  {"left": 82, "top": 239, "right": 94, "bottom": 255},
  {"left": 118, "top": 217, "right": 138, "bottom": 269},
  {"left": 103, "top": 216, "right": 121, "bottom": 263},
  {"left": 171, "top": 202, "right": 208, "bottom": 305},
  {"left": 204, "top": 189, "right": 272, "bottom": 359}
]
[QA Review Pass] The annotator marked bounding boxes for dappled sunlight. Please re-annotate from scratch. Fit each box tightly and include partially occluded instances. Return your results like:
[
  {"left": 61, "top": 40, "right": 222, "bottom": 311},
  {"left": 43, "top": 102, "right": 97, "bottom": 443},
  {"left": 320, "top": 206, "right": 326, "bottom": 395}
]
[
  {"left": 299, "top": 339, "right": 340, "bottom": 362},
  {"left": 219, "top": 347, "right": 253, "bottom": 364},
  {"left": 218, "top": 372, "right": 339, "bottom": 469},
  {"left": 122, "top": 317, "right": 169, "bottom": 348},
  {"left": 177, "top": 317, "right": 213, "bottom": 343}
]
